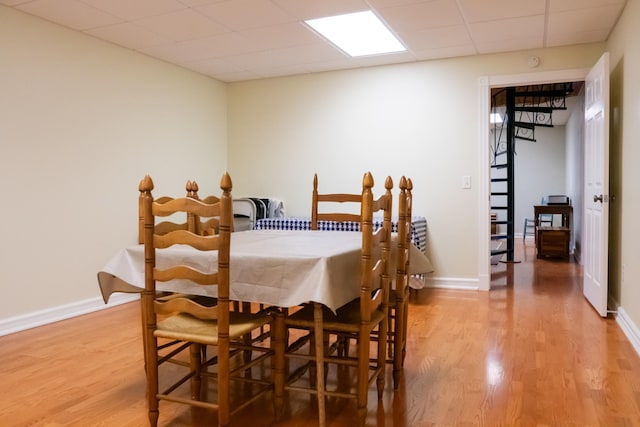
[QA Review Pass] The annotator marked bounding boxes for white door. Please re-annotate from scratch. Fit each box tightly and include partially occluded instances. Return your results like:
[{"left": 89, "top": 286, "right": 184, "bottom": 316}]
[{"left": 583, "top": 52, "right": 610, "bottom": 317}]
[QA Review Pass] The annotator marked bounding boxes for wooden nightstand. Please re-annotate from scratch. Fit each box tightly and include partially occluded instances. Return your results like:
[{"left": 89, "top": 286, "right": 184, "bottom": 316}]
[{"left": 536, "top": 226, "right": 570, "bottom": 259}]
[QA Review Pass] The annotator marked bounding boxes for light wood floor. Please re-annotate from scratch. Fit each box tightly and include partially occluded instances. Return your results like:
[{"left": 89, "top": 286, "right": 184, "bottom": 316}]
[{"left": 2, "top": 240, "right": 640, "bottom": 426}]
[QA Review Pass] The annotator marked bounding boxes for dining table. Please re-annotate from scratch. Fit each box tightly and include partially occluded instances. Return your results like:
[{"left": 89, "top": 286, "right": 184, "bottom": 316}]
[
  {"left": 97, "top": 228, "right": 433, "bottom": 414},
  {"left": 98, "top": 229, "right": 433, "bottom": 309}
]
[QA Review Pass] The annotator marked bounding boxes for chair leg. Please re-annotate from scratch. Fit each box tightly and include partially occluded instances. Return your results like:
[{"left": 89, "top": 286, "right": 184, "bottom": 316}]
[
  {"left": 313, "top": 303, "right": 327, "bottom": 427},
  {"left": 393, "top": 301, "right": 405, "bottom": 389},
  {"left": 190, "top": 343, "right": 202, "bottom": 400},
  {"left": 357, "top": 327, "right": 369, "bottom": 426},
  {"left": 376, "top": 319, "right": 387, "bottom": 400},
  {"left": 272, "top": 312, "right": 286, "bottom": 419},
  {"left": 143, "top": 294, "right": 159, "bottom": 427},
  {"left": 218, "top": 333, "right": 231, "bottom": 427}
]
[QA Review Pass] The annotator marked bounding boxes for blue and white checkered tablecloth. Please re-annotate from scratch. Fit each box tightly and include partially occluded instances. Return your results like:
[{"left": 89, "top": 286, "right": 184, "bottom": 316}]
[{"left": 255, "top": 216, "right": 427, "bottom": 253}]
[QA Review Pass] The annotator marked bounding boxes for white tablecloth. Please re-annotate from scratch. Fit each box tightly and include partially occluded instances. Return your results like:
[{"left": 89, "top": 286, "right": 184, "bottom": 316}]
[
  {"left": 99, "top": 230, "right": 362, "bottom": 311},
  {"left": 98, "top": 229, "right": 434, "bottom": 310}
]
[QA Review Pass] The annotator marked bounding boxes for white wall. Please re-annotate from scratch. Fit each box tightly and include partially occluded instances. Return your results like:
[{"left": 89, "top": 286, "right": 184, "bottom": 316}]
[
  {"left": 227, "top": 45, "right": 605, "bottom": 285},
  {"left": 0, "top": 7, "right": 228, "bottom": 325},
  {"left": 565, "top": 93, "right": 585, "bottom": 259},
  {"left": 514, "top": 126, "right": 567, "bottom": 235}
]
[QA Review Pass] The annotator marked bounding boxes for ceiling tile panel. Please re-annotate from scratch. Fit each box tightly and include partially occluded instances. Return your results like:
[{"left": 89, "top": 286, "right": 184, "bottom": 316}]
[
  {"left": 378, "top": 0, "right": 465, "bottom": 32},
  {"left": 469, "top": 15, "right": 545, "bottom": 43},
  {"left": 239, "top": 22, "right": 322, "bottom": 50},
  {"left": 133, "top": 8, "right": 228, "bottom": 41},
  {"left": 367, "top": 0, "right": 436, "bottom": 8},
  {"left": 549, "top": 0, "right": 626, "bottom": 13},
  {"left": 547, "top": 6, "right": 623, "bottom": 35},
  {"left": 80, "top": 0, "right": 186, "bottom": 20},
  {"left": 226, "top": 42, "right": 346, "bottom": 70},
  {"left": 195, "top": 0, "right": 296, "bottom": 31},
  {"left": 475, "top": 37, "right": 542, "bottom": 54},
  {"left": 272, "top": 0, "right": 368, "bottom": 20},
  {"left": 398, "top": 25, "right": 473, "bottom": 51},
  {"left": 0, "top": 0, "right": 35, "bottom": 5},
  {"left": 16, "top": 0, "right": 122, "bottom": 30},
  {"left": 176, "top": 0, "right": 225, "bottom": 6},
  {"left": 546, "top": 28, "right": 611, "bottom": 47},
  {"left": 86, "top": 22, "right": 170, "bottom": 49},
  {"left": 457, "top": 0, "right": 546, "bottom": 23},
  {"left": 413, "top": 44, "right": 477, "bottom": 60}
]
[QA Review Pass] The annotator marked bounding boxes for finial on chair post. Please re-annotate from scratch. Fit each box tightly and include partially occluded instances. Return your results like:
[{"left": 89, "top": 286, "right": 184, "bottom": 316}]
[
  {"left": 399, "top": 176, "right": 407, "bottom": 191},
  {"left": 220, "top": 171, "right": 232, "bottom": 194},
  {"left": 363, "top": 171, "right": 374, "bottom": 190},
  {"left": 139, "top": 175, "right": 154, "bottom": 193},
  {"left": 138, "top": 175, "right": 154, "bottom": 244},
  {"left": 186, "top": 180, "right": 199, "bottom": 199}
]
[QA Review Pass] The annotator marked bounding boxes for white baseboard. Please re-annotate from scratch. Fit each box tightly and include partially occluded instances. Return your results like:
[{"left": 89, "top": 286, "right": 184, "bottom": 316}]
[
  {"left": 423, "top": 276, "right": 480, "bottom": 291},
  {"left": 616, "top": 307, "right": 640, "bottom": 357},
  {"left": 0, "top": 293, "right": 138, "bottom": 337}
]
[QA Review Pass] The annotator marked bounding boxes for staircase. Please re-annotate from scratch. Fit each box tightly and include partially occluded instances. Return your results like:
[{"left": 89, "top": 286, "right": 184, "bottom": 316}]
[{"left": 490, "top": 83, "right": 575, "bottom": 263}]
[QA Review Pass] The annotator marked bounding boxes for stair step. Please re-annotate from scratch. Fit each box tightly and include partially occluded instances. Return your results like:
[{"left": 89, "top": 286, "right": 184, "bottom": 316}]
[
  {"left": 515, "top": 135, "right": 536, "bottom": 142},
  {"left": 532, "top": 122, "right": 555, "bottom": 128},
  {"left": 491, "top": 178, "right": 508, "bottom": 183},
  {"left": 514, "top": 121, "right": 535, "bottom": 130},
  {"left": 494, "top": 150, "right": 508, "bottom": 157},
  {"left": 491, "top": 163, "right": 508, "bottom": 169},
  {"left": 514, "top": 120, "right": 555, "bottom": 129},
  {"left": 514, "top": 106, "right": 555, "bottom": 114},
  {"left": 491, "top": 206, "right": 508, "bottom": 210},
  {"left": 491, "top": 192, "right": 509, "bottom": 196},
  {"left": 491, "top": 234, "right": 509, "bottom": 240}
]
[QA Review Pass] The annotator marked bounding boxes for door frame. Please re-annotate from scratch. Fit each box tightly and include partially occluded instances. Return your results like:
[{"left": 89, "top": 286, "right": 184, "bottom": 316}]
[{"left": 477, "top": 68, "right": 590, "bottom": 290}]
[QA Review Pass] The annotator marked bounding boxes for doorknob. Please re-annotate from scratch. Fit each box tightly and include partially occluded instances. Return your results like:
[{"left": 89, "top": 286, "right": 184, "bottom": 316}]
[{"left": 593, "top": 194, "right": 603, "bottom": 203}]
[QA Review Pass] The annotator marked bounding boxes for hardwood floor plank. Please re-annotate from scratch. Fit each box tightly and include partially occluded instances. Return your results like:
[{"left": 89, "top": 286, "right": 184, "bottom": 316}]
[{"left": 2, "top": 241, "right": 640, "bottom": 426}]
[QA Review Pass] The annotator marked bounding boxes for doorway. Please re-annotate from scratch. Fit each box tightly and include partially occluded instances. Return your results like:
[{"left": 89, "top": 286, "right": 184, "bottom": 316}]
[{"left": 477, "top": 68, "right": 590, "bottom": 291}]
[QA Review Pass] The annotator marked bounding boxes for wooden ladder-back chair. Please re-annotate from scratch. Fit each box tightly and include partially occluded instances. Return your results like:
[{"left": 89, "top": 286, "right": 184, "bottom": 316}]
[
  {"left": 387, "top": 176, "right": 412, "bottom": 389},
  {"left": 140, "top": 172, "right": 274, "bottom": 427},
  {"left": 190, "top": 180, "right": 268, "bottom": 341},
  {"left": 284, "top": 172, "right": 393, "bottom": 426},
  {"left": 311, "top": 173, "right": 363, "bottom": 229}
]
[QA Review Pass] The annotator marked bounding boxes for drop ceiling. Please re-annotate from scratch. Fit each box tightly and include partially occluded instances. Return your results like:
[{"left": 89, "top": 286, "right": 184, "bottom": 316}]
[{"left": 2, "top": 0, "right": 627, "bottom": 83}]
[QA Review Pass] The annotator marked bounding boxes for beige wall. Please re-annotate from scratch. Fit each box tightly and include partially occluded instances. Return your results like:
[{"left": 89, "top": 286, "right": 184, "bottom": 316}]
[
  {"left": 5, "top": 1, "right": 638, "bottom": 342},
  {"left": 0, "top": 7, "right": 228, "bottom": 322},
  {"left": 227, "top": 45, "right": 604, "bottom": 284},
  {"left": 607, "top": 0, "right": 640, "bottom": 329}
]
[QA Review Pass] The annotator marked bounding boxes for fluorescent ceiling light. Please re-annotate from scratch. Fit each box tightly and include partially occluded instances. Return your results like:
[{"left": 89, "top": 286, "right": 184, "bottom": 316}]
[{"left": 305, "top": 10, "right": 406, "bottom": 57}]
